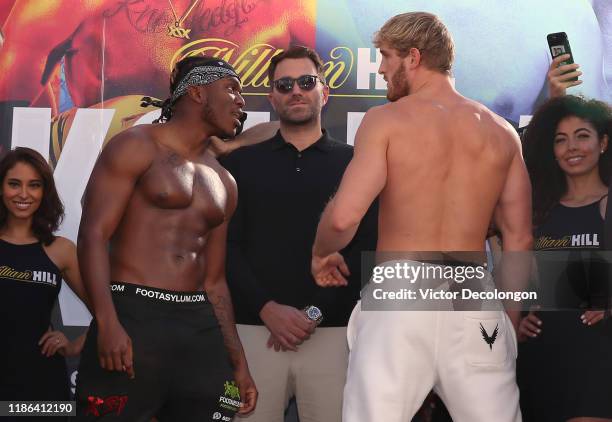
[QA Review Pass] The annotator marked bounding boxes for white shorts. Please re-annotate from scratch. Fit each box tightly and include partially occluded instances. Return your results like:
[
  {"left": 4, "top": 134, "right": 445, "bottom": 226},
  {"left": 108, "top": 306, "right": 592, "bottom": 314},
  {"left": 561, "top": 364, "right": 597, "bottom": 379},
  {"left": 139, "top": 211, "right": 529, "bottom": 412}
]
[{"left": 343, "top": 261, "right": 521, "bottom": 422}]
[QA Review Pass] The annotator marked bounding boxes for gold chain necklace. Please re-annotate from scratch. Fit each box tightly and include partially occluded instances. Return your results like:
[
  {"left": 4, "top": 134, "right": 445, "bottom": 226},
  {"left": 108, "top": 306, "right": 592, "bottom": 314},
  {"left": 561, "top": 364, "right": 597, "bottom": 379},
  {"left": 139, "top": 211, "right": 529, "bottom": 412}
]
[{"left": 166, "top": 0, "right": 200, "bottom": 39}]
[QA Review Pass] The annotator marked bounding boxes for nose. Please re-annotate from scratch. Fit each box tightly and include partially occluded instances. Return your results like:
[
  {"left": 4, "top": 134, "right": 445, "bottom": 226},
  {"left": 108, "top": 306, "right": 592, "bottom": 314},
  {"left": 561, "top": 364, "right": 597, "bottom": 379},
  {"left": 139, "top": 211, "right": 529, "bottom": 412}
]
[
  {"left": 567, "top": 137, "right": 579, "bottom": 150},
  {"left": 18, "top": 185, "right": 29, "bottom": 198},
  {"left": 235, "top": 92, "right": 245, "bottom": 108},
  {"left": 292, "top": 81, "right": 305, "bottom": 94}
]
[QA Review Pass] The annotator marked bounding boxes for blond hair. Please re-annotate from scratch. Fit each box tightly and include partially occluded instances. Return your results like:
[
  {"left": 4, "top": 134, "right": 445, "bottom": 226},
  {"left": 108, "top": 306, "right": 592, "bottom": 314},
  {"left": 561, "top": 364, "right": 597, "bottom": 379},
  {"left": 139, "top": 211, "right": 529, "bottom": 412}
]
[{"left": 374, "top": 12, "right": 454, "bottom": 73}]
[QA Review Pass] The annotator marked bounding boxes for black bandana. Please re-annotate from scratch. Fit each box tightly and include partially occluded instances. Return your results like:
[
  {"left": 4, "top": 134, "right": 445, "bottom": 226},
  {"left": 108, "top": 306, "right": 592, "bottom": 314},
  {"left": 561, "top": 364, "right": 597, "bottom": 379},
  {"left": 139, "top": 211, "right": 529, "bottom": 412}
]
[{"left": 170, "top": 59, "right": 240, "bottom": 103}]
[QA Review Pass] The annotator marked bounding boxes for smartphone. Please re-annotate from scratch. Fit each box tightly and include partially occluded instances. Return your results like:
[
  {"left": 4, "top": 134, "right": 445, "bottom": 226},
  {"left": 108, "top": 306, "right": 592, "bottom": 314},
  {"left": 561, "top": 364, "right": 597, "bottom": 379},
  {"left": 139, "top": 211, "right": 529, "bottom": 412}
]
[{"left": 547, "top": 32, "right": 577, "bottom": 81}]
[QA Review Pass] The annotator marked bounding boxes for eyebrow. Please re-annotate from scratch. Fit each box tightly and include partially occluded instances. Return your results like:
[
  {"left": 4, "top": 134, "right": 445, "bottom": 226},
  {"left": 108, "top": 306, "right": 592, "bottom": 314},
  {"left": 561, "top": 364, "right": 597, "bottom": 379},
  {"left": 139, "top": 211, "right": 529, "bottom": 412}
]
[
  {"left": 555, "top": 127, "right": 593, "bottom": 136},
  {"left": 228, "top": 79, "right": 242, "bottom": 90},
  {"left": 574, "top": 127, "right": 593, "bottom": 133},
  {"left": 6, "top": 177, "right": 43, "bottom": 183}
]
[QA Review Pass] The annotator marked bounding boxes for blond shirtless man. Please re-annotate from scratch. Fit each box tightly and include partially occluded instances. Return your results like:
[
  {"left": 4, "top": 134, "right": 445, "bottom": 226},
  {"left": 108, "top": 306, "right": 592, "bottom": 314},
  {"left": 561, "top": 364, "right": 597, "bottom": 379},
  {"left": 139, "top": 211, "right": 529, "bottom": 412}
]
[{"left": 311, "top": 12, "right": 532, "bottom": 422}]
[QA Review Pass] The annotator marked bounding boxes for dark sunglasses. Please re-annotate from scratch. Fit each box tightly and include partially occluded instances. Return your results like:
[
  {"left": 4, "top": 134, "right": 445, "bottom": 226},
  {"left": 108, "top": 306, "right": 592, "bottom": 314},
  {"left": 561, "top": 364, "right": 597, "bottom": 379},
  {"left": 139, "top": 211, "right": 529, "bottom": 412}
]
[{"left": 272, "top": 75, "right": 322, "bottom": 94}]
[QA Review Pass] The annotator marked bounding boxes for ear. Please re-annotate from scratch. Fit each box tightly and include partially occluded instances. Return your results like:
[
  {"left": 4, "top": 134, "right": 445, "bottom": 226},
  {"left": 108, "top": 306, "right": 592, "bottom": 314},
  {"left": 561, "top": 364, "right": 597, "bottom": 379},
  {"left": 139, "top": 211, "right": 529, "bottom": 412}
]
[
  {"left": 186, "top": 85, "right": 205, "bottom": 104},
  {"left": 601, "top": 134, "right": 609, "bottom": 153},
  {"left": 321, "top": 83, "right": 330, "bottom": 106},
  {"left": 267, "top": 91, "right": 278, "bottom": 112},
  {"left": 407, "top": 47, "right": 421, "bottom": 69}
]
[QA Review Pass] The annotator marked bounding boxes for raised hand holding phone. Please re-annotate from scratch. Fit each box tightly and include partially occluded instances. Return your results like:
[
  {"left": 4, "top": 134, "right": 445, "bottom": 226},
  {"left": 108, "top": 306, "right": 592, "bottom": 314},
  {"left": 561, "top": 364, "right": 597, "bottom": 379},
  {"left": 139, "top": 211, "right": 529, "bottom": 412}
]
[{"left": 547, "top": 32, "right": 582, "bottom": 97}]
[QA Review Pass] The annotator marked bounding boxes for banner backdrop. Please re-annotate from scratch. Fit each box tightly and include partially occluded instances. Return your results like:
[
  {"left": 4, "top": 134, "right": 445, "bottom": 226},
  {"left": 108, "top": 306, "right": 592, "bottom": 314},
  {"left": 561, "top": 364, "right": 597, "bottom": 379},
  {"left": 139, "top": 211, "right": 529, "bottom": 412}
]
[{"left": 1, "top": 0, "right": 611, "bottom": 399}]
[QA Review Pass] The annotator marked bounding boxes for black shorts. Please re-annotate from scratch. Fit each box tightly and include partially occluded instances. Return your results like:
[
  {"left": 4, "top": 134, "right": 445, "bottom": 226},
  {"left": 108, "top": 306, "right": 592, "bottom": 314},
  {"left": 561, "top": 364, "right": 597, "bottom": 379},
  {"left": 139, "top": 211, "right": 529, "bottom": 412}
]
[{"left": 74, "top": 282, "right": 240, "bottom": 421}]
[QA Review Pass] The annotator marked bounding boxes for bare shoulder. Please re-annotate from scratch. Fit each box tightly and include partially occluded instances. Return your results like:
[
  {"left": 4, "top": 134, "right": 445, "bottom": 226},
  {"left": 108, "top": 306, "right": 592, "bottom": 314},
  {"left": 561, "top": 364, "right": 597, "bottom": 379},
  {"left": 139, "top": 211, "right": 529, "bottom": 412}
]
[
  {"left": 351, "top": 105, "right": 396, "bottom": 150},
  {"left": 44, "top": 236, "right": 77, "bottom": 271},
  {"left": 49, "top": 236, "right": 76, "bottom": 255},
  {"left": 358, "top": 104, "right": 395, "bottom": 133},
  {"left": 486, "top": 106, "right": 521, "bottom": 150},
  {"left": 465, "top": 99, "right": 521, "bottom": 149},
  {"left": 103, "top": 125, "right": 159, "bottom": 154},
  {"left": 98, "top": 125, "right": 159, "bottom": 170},
  {"left": 376, "top": 99, "right": 415, "bottom": 120},
  {"left": 376, "top": 95, "right": 436, "bottom": 126}
]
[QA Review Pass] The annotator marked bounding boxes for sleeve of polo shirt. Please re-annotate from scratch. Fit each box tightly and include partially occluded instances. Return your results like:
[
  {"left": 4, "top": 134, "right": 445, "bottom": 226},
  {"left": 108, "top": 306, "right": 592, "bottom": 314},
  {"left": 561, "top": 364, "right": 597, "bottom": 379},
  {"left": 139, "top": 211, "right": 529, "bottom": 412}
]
[{"left": 223, "top": 153, "right": 273, "bottom": 315}]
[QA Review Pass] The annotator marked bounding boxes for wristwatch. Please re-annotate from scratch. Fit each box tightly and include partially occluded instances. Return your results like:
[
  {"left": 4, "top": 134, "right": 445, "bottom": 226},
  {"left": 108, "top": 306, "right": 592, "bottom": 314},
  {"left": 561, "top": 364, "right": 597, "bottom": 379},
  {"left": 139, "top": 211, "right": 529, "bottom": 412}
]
[{"left": 303, "top": 305, "right": 324, "bottom": 326}]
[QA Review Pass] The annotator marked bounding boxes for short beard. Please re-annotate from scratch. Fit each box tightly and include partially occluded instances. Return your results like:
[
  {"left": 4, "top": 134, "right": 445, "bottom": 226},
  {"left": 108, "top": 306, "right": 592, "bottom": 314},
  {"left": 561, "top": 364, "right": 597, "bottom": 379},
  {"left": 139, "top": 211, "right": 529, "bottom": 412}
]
[
  {"left": 278, "top": 103, "right": 318, "bottom": 126},
  {"left": 386, "top": 62, "right": 410, "bottom": 102},
  {"left": 202, "top": 101, "right": 234, "bottom": 138}
]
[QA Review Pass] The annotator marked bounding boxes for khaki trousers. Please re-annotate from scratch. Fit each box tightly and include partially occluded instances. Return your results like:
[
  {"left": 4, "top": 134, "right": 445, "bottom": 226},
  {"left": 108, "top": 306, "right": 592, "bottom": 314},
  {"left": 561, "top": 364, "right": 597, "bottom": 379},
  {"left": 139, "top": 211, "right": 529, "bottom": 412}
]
[{"left": 236, "top": 324, "right": 348, "bottom": 422}]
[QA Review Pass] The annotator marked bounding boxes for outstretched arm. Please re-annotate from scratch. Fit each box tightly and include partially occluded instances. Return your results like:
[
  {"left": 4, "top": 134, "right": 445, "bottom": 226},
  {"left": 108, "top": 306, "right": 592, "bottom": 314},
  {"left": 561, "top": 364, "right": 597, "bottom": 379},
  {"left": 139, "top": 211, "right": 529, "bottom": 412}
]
[
  {"left": 210, "top": 121, "right": 280, "bottom": 157},
  {"left": 312, "top": 108, "right": 387, "bottom": 286}
]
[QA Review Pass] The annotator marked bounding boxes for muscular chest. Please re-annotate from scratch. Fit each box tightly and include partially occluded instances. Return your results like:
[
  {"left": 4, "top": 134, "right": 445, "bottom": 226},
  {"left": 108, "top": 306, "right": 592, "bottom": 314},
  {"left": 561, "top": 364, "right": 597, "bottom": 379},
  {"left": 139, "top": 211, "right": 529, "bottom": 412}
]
[{"left": 140, "top": 158, "right": 227, "bottom": 226}]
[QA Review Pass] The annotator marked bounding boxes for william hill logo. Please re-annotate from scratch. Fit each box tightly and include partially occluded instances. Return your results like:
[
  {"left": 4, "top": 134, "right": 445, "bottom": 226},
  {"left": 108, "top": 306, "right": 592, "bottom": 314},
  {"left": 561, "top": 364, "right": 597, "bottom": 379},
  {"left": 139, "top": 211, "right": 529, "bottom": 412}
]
[
  {"left": 171, "top": 39, "right": 354, "bottom": 89},
  {"left": 571, "top": 233, "right": 599, "bottom": 247},
  {"left": 0, "top": 265, "right": 57, "bottom": 286},
  {"left": 535, "top": 233, "right": 599, "bottom": 250}
]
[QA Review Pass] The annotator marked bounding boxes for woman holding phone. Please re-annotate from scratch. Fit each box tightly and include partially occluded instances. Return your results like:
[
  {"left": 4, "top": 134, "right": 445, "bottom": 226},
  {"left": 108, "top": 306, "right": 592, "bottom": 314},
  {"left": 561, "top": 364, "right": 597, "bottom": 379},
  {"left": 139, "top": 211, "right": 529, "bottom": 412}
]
[{"left": 518, "top": 95, "right": 612, "bottom": 422}]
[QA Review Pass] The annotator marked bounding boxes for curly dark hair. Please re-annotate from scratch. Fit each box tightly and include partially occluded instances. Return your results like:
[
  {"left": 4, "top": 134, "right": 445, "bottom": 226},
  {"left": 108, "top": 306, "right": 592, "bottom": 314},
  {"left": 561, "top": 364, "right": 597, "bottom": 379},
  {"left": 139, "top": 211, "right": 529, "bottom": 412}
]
[
  {"left": 523, "top": 95, "right": 612, "bottom": 226},
  {"left": 0, "top": 147, "right": 64, "bottom": 245}
]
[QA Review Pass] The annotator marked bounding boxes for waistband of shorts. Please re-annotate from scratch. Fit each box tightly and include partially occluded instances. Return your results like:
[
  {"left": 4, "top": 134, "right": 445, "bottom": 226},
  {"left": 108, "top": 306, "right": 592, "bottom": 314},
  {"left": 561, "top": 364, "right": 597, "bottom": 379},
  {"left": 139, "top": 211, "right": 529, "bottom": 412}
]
[
  {"left": 418, "top": 258, "right": 484, "bottom": 268},
  {"left": 110, "top": 281, "right": 208, "bottom": 304},
  {"left": 378, "top": 258, "right": 485, "bottom": 268}
]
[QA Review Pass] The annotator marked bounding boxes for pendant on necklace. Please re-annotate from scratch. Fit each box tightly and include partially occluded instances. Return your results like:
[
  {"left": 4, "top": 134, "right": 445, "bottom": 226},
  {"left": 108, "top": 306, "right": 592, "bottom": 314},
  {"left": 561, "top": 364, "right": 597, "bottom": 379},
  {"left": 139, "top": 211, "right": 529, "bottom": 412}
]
[{"left": 167, "top": 21, "right": 191, "bottom": 39}]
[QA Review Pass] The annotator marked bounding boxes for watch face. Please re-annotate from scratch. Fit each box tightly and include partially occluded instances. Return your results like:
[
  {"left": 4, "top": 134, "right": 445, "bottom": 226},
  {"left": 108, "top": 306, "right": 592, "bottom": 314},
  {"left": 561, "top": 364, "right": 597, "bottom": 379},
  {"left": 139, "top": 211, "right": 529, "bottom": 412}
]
[{"left": 307, "top": 306, "right": 322, "bottom": 320}]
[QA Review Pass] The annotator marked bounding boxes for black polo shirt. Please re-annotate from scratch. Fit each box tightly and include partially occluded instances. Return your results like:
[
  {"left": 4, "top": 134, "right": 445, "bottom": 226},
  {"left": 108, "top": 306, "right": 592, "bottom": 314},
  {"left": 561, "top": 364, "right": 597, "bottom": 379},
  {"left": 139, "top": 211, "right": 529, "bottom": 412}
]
[{"left": 220, "top": 130, "right": 378, "bottom": 327}]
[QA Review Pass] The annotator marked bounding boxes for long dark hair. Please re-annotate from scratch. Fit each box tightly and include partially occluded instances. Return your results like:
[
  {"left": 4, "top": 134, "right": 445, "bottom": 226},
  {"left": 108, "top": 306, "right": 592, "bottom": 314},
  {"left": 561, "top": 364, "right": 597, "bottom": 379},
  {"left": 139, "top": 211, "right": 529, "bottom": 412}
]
[
  {"left": 523, "top": 95, "right": 612, "bottom": 226},
  {"left": 0, "top": 147, "right": 64, "bottom": 245}
]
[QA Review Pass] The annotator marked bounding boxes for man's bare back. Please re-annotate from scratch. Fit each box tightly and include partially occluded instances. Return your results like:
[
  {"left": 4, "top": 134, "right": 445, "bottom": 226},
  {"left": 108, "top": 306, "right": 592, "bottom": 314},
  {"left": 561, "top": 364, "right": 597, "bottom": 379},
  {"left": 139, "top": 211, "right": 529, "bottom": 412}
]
[
  {"left": 311, "top": 13, "right": 531, "bottom": 289},
  {"left": 92, "top": 124, "right": 237, "bottom": 291},
  {"left": 376, "top": 92, "right": 521, "bottom": 252},
  {"left": 311, "top": 14, "right": 529, "bottom": 422}
]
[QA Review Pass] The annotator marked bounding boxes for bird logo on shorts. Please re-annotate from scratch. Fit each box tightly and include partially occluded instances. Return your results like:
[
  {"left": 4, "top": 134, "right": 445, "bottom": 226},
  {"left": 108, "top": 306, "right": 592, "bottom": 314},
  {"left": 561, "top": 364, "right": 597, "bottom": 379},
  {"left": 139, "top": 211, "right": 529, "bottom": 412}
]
[{"left": 479, "top": 323, "right": 499, "bottom": 350}]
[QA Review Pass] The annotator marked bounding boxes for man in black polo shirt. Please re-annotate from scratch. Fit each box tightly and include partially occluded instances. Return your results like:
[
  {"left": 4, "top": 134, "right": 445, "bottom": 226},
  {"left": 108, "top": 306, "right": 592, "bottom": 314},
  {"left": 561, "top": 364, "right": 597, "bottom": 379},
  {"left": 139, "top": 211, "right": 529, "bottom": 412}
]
[{"left": 221, "top": 46, "right": 377, "bottom": 422}]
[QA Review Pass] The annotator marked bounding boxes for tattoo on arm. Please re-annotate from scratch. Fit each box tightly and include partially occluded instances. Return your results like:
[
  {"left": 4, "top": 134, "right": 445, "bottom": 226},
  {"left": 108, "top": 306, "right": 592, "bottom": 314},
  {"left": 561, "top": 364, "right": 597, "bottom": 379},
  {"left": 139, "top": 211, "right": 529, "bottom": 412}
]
[{"left": 207, "top": 283, "right": 244, "bottom": 368}]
